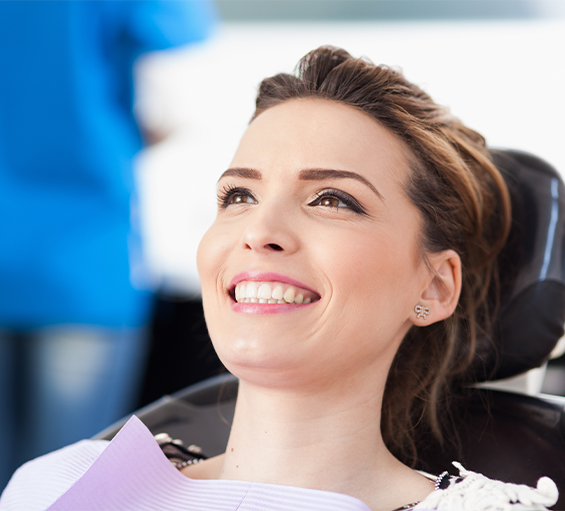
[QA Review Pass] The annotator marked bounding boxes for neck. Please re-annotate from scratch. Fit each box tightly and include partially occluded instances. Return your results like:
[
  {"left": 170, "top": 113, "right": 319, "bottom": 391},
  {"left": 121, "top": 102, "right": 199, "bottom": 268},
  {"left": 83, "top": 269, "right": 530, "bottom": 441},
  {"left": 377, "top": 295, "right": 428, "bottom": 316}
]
[{"left": 213, "top": 373, "right": 423, "bottom": 510}]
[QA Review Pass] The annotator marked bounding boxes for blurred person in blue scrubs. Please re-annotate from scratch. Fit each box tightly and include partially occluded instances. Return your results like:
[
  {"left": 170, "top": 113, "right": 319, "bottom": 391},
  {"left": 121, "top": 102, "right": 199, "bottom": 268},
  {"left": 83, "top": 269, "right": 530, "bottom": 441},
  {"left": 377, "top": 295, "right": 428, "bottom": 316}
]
[{"left": 0, "top": 0, "right": 216, "bottom": 490}]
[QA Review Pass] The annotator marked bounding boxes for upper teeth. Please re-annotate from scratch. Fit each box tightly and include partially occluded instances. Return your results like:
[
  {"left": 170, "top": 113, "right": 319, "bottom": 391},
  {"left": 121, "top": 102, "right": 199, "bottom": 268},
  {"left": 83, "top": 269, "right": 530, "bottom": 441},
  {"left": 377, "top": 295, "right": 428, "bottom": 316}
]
[{"left": 234, "top": 281, "right": 317, "bottom": 304}]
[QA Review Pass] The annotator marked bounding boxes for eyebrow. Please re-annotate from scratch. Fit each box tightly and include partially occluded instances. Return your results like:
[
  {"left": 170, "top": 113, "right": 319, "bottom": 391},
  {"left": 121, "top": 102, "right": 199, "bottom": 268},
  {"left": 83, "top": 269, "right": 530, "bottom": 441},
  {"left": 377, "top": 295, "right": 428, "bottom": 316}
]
[
  {"left": 299, "top": 168, "right": 383, "bottom": 200},
  {"left": 218, "top": 167, "right": 384, "bottom": 201},
  {"left": 218, "top": 167, "right": 261, "bottom": 181}
]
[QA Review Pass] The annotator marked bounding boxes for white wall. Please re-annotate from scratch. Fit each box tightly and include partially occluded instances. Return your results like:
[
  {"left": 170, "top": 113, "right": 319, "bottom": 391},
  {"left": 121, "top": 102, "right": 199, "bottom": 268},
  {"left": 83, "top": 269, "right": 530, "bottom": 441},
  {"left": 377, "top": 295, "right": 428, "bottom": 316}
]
[{"left": 135, "top": 20, "right": 565, "bottom": 294}]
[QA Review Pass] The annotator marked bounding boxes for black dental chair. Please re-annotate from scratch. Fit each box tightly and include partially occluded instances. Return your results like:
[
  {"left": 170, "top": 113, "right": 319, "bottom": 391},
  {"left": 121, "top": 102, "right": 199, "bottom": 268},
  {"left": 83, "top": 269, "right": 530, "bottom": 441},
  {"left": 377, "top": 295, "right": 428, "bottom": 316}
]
[{"left": 95, "top": 149, "right": 565, "bottom": 507}]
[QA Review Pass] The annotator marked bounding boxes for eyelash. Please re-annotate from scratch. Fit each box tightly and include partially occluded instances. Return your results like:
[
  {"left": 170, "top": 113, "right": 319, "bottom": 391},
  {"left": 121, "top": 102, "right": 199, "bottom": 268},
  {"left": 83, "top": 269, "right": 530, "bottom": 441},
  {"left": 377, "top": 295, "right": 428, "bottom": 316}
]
[
  {"left": 217, "top": 185, "right": 367, "bottom": 216},
  {"left": 309, "top": 189, "right": 367, "bottom": 215},
  {"left": 217, "top": 184, "right": 256, "bottom": 209}
]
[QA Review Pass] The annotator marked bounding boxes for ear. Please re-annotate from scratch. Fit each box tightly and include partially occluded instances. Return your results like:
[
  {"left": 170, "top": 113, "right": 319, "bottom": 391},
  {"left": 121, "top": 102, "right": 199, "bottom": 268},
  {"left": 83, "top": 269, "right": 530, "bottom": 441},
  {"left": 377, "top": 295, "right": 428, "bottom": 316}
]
[{"left": 411, "top": 249, "right": 462, "bottom": 326}]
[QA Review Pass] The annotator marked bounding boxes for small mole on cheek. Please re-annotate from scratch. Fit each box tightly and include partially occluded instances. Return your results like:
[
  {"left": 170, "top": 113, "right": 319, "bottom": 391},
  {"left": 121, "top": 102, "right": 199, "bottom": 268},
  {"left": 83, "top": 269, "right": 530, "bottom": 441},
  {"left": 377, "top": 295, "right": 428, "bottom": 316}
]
[
  {"left": 236, "top": 465, "right": 239, "bottom": 468},
  {"left": 231, "top": 448, "right": 234, "bottom": 452}
]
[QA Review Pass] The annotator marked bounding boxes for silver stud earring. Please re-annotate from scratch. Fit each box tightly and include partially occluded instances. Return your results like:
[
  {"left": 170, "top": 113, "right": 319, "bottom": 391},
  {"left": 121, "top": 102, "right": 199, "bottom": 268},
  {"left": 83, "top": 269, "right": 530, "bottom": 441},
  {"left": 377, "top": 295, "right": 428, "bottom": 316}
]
[{"left": 414, "top": 304, "right": 430, "bottom": 319}]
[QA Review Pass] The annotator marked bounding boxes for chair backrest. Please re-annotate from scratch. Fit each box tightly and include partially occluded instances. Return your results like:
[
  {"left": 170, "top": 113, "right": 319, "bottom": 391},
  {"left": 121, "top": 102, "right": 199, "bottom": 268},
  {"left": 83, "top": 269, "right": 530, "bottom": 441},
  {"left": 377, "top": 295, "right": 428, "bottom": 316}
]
[
  {"left": 95, "top": 149, "right": 565, "bottom": 508},
  {"left": 473, "top": 150, "right": 565, "bottom": 381},
  {"left": 94, "top": 373, "right": 237, "bottom": 455}
]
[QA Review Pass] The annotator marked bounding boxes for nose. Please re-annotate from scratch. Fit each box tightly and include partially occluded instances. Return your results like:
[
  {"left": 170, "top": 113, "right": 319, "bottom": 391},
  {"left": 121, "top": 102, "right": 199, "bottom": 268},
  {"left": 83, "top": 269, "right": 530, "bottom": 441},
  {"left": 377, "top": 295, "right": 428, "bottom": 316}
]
[{"left": 239, "top": 204, "right": 299, "bottom": 255}]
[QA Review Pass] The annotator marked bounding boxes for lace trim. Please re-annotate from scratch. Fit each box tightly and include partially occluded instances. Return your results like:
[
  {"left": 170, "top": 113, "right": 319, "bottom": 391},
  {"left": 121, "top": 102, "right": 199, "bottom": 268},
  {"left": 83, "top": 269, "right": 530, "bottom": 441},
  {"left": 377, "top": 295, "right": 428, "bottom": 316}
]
[
  {"left": 392, "top": 503, "right": 420, "bottom": 511},
  {"left": 416, "top": 462, "right": 559, "bottom": 511},
  {"left": 154, "top": 432, "right": 207, "bottom": 469}
]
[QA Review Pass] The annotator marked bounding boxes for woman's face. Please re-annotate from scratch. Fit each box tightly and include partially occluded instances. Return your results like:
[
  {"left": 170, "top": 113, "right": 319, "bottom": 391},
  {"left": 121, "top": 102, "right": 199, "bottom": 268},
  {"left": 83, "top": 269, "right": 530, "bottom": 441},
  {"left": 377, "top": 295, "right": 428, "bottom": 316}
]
[{"left": 197, "top": 99, "right": 433, "bottom": 389}]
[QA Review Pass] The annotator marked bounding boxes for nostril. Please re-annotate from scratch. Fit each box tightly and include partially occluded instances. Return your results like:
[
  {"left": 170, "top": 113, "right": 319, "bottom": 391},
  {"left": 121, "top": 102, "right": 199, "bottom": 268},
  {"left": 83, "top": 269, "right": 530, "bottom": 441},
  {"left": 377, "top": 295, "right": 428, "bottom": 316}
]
[{"left": 266, "top": 243, "right": 283, "bottom": 251}]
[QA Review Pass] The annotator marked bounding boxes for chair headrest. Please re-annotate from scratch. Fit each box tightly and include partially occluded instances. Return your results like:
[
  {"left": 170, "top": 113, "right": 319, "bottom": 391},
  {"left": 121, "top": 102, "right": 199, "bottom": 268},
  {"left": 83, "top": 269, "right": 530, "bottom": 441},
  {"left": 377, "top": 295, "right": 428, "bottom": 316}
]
[{"left": 471, "top": 149, "right": 565, "bottom": 382}]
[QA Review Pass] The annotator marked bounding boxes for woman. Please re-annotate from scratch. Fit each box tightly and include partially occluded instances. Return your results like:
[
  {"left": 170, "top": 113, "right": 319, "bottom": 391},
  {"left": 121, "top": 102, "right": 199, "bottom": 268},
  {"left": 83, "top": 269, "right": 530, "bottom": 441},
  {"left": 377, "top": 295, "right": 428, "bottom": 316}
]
[{"left": 0, "top": 46, "right": 558, "bottom": 511}]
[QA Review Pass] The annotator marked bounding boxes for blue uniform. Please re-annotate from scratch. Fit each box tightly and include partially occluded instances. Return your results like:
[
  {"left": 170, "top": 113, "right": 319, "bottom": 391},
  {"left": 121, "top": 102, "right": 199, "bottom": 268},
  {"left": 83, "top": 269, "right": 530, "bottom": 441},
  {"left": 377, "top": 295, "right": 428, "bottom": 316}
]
[
  {"left": 0, "top": 0, "right": 214, "bottom": 327},
  {"left": 0, "top": 0, "right": 215, "bottom": 490}
]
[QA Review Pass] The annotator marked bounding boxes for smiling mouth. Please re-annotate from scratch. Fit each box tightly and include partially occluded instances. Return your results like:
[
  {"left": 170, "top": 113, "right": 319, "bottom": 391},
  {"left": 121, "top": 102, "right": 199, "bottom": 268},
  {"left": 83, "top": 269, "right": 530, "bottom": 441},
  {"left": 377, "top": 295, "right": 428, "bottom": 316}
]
[{"left": 231, "top": 281, "right": 320, "bottom": 305}]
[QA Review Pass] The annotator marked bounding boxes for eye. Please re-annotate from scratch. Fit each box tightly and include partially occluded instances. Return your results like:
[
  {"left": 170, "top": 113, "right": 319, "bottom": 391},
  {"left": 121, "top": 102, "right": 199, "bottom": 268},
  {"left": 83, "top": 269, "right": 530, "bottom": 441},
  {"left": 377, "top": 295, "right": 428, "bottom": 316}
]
[
  {"left": 317, "top": 196, "right": 347, "bottom": 208},
  {"left": 230, "top": 193, "right": 254, "bottom": 205},
  {"left": 308, "top": 189, "right": 367, "bottom": 215},
  {"left": 217, "top": 185, "right": 257, "bottom": 209}
]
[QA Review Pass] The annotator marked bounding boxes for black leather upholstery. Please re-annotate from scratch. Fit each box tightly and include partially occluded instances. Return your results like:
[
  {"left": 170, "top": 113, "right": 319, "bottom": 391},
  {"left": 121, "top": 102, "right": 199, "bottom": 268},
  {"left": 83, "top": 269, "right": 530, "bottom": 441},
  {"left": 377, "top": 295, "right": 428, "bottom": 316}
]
[
  {"left": 424, "top": 389, "right": 565, "bottom": 494},
  {"left": 95, "top": 374, "right": 237, "bottom": 455},
  {"left": 473, "top": 150, "right": 565, "bottom": 381}
]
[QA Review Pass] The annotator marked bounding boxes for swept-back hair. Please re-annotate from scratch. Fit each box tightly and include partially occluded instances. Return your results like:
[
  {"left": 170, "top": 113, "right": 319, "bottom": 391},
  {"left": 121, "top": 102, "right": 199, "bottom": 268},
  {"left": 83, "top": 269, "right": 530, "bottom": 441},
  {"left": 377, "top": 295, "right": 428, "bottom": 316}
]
[{"left": 253, "top": 46, "right": 511, "bottom": 465}]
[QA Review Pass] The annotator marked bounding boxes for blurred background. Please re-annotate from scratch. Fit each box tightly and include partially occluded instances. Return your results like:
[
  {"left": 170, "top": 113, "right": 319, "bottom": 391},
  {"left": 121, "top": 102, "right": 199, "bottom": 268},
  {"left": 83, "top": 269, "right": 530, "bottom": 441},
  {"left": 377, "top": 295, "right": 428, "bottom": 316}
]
[
  {"left": 0, "top": 0, "right": 564, "bottom": 492},
  {"left": 135, "top": 0, "right": 565, "bottom": 404}
]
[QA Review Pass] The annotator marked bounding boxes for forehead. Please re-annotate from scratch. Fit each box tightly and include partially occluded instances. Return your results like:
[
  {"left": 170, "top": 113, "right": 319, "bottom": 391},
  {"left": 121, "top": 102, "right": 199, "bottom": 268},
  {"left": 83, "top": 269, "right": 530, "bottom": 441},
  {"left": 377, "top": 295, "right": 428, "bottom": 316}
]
[{"left": 231, "top": 98, "right": 413, "bottom": 186}]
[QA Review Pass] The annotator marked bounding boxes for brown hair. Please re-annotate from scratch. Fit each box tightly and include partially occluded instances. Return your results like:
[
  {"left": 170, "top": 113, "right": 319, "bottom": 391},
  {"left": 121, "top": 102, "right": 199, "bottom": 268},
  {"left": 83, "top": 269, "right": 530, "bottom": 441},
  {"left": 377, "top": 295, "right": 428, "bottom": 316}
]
[{"left": 253, "top": 46, "right": 511, "bottom": 466}]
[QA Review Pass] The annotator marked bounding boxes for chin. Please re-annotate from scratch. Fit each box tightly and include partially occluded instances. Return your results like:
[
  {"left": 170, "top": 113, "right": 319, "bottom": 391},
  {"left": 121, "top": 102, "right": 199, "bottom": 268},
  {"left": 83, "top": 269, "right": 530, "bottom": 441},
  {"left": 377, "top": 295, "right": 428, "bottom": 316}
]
[{"left": 212, "top": 334, "right": 301, "bottom": 380}]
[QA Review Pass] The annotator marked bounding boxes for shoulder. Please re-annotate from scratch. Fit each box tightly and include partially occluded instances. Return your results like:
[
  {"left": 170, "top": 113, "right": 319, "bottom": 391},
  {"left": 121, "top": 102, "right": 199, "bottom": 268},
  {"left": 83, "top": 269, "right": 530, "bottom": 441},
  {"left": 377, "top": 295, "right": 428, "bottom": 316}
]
[
  {"left": 416, "top": 462, "right": 559, "bottom": 511},
  {"left": 0, "top": 439, "right": 108, "bottom": 511}
]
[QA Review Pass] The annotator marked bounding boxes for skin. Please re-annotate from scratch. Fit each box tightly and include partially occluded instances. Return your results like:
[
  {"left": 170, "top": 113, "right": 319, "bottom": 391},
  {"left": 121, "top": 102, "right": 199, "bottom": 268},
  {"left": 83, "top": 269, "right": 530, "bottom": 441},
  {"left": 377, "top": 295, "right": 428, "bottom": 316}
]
[{"left": 194, "top": 98, "right": 461, "bottom": 511}]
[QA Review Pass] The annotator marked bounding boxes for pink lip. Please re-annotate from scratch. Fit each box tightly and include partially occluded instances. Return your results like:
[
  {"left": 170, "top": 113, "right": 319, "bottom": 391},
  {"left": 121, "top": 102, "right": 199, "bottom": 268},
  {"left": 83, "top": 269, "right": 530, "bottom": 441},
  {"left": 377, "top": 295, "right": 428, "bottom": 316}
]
[
  {"left": 230, "top": 271, "right": 318, "bottom": 295},
  {"left": 231, "top": 301, "right": 314, "bottom": 315}
]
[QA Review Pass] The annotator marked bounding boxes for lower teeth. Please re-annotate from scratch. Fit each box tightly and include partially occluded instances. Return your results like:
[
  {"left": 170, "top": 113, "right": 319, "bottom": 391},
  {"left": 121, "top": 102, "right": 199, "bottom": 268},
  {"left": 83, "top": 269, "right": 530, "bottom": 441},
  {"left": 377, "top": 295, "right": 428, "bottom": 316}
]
[{"left": 237, "top": 297, "right": 311, "bottom": 304}]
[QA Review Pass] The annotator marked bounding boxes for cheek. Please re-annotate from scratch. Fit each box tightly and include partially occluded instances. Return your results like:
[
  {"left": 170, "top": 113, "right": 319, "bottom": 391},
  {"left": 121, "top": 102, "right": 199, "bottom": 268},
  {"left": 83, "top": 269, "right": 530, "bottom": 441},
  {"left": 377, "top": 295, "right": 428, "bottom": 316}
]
[
  {"left": 196, "top": 224, "right": 232, "bottom": 315},
  {"left": 196, "top": 230, "right": 213, "bottom": 301},
  {"left": 323, "top": 229, "right": 420, "bottom": 325},
  {"left": 196, "top": 226, "right": 227, "bottom": 355},
  {"left": 329, "top": 229, "right": 414, "bottom": 286},
  {"left": 297, "top": 238, "right": 414, "bottom": 378},
  {"left": 197, "top": 224, "right": 228, "bottom": 283},
  {"left": 196, "top": 226, "right": 214, "bottom": 282}
]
